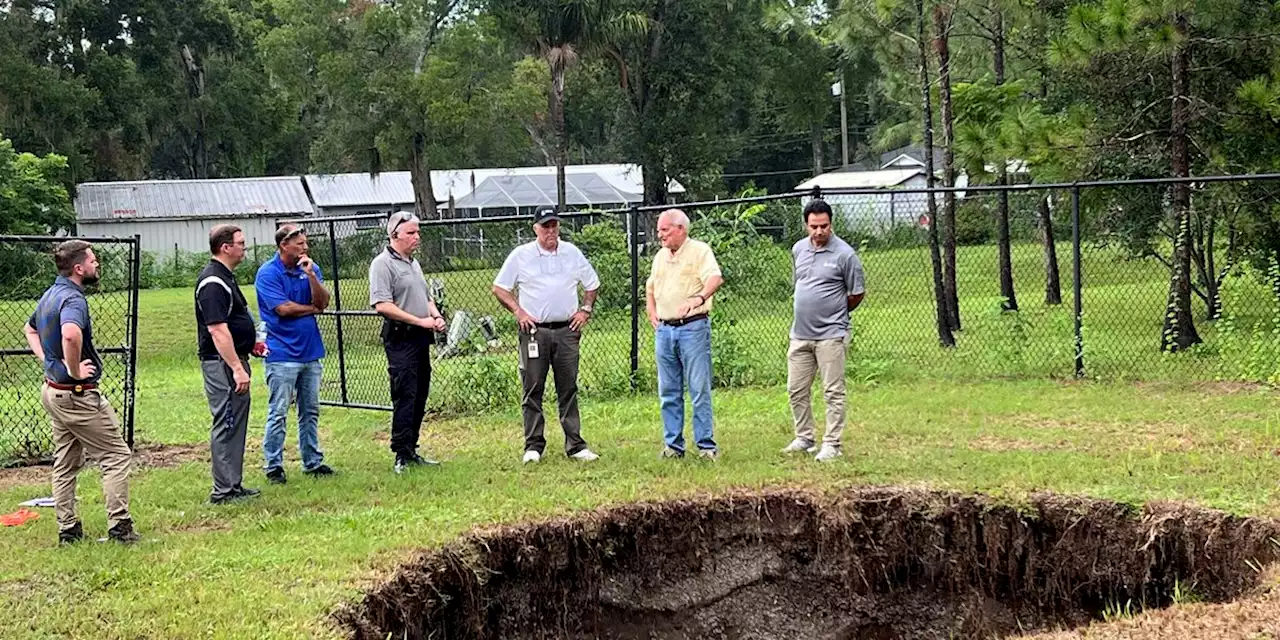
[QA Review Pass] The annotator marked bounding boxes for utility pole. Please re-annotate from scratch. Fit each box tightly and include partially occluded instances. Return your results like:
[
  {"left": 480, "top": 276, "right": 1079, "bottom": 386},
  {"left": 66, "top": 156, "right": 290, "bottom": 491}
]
[{"left": 832, "top": 69, "right": 849, "bottom": 168}]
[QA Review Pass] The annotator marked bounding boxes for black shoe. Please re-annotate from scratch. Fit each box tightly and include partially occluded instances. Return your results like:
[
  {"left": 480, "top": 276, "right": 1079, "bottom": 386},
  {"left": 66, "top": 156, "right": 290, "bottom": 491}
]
[
  {"left": 107, "top": 519, "right": 141, "bottom": 544},
  {"left": 265, "top": 468, "right": 287, "bottom": 485},
  {"left": 394, "top": 453, "right": 440, "bottom": 474},
  {"left": 210, "top": 487, "right": 261, "bottom": 505},
  {"left": 303, "top": 464, "right": 334, "bottom": 476},
  {"left": 58, "top": 522, "right": 84, "bottom": 546}
]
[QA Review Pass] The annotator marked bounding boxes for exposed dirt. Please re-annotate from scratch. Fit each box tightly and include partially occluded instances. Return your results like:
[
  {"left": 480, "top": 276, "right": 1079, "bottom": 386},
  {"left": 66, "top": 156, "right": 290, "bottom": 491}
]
[
  {"left": 0, "top": 442, "right": 206, "bottom": 491},
  {"left": 334, "top": 488, "right": 1280, "bottom": 640}
]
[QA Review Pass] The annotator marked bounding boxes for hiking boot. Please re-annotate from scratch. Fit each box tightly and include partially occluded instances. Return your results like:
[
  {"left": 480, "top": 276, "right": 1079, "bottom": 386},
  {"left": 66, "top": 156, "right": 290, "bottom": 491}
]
[
  {"left": 107, "top": 519, "right": 141, "bottom": 545},
  {"left": 58, "top": 522, "right": 84, "bottom": 546},
  {"left": 781, "top": 438, "right": 817, "bottom": 454},
  {"left": 265, "top": 468, "right": 287, "bottom": 485},
  {"left": 659, "top": 446, "right": 684, "bottom": 459},
  {"left": 303, "top": 464, "right": 335, "bottom": 476}
]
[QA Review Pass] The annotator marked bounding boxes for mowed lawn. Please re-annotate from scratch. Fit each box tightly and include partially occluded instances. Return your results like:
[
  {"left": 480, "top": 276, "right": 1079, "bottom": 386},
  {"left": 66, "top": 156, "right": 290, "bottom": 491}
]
[{"left": 1, "top": 244, "right": 1280, "bottom": 637}]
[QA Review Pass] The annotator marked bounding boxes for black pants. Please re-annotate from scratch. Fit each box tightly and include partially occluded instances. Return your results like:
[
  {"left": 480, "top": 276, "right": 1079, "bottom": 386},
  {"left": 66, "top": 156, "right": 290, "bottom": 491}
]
[
  {"left": 518, "top": 325, "right": 587, "bottom": 456},
  {"left": 384, "top": 331, "right": 432, "bottom": 458}
]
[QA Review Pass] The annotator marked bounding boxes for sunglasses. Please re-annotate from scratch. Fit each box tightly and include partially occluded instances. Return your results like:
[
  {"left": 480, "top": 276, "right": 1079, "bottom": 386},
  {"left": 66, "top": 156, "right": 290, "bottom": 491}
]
[
  {"left": 278, "top": 226, "right": 305, "bottom": 243},
  {"left": 391, "top": 211, "right": 416, "bottom": 235}
]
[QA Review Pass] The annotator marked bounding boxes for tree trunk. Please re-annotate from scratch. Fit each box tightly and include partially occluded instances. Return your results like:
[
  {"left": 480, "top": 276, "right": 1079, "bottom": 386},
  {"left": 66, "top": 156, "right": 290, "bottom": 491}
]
[
  {"left": 919, "top": 0, "right": 955, "bottom": 348},
  {"left": 993, "top": 6, "right": 1017, "bottom": 311},
  {"left": 1040, "top": 195, "right": 1062, "bottom": 305},
  {"left": 933, "top": 5, "right": 960, "bottom": 331},
  {"left": 811, "top": 122, "right": 824, "bottom": 178},
  {"left": 1160, "top": 15, "right": 1201, "bottom": 352},
  {"left": 409, "top": 131, "right": 437, "bottom": 218},
  {"left": 550, "top": 54, "right": 568, "bottom": 212},
  {"left": 642, "top": 149, "right": 668, "bottom": 207},
  {"left": 181, "top": 44, "right": 208, "bottom": 179}
]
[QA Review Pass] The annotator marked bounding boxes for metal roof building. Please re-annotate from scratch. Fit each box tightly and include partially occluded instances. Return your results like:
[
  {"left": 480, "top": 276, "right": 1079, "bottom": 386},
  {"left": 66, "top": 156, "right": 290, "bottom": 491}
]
[
  {"left": 75, "top": 177, "right": 313, "bottom": 254},
  {"left": 304, "top": 163, "right": 682, "bottom": 219},
  {"left": 451, "top": 173, "right": 641, "bottom": 217}
]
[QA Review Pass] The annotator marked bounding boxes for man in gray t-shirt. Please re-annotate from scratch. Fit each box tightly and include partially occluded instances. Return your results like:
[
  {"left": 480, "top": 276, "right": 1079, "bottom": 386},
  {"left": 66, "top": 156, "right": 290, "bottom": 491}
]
[
  {"left": 368, "top": 211, "right": 448, "bottom": 474},
  {"left": 782, "top": 199, "right": 865, "bottom": 462}
]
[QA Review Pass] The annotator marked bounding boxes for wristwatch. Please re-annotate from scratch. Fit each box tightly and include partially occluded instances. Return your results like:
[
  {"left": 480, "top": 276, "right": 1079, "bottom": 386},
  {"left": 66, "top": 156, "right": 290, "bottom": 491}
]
[{"left": 579, "top": 304, "right": 594, "bottom": 314}]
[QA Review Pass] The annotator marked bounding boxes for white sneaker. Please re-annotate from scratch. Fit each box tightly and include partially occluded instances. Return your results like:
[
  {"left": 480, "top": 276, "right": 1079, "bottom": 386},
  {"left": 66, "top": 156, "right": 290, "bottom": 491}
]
[
  {"left": 781, "top": 438, "right": 817, "bottom": 454},
  {"left": 814, "top": 444, "right": 842, "bottom": 462},
  {"left": 522, "top": 450, "right": 541, "bottom": 464},
  {"left": 570, "top": 448, "right": 600, "bottom": 462}
]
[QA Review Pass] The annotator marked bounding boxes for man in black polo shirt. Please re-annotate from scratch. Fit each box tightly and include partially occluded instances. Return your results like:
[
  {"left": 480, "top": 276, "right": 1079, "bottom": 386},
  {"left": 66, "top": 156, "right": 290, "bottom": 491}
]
[{"left": 195, "top": 225, "right": 262, "bottom": 504}]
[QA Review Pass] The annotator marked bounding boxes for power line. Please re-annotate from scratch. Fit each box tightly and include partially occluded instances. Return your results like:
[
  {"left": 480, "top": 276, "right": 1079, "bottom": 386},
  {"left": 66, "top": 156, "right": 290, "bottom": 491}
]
[{"left": 723, "top": 164, "right": 846, "bottom": 178}]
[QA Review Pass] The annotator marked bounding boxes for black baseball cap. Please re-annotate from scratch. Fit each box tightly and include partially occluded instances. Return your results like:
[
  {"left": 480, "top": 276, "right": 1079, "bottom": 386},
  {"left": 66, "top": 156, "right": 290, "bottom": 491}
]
[{"left": 533, "top": 206, "right": 562, "bottom": 225}]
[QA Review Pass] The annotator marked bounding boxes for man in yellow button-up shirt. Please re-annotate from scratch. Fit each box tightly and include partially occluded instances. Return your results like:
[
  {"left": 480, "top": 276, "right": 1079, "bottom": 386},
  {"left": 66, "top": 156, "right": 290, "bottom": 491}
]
[{"left": 645, "top": 209, "right": 724, "bottom": 459}]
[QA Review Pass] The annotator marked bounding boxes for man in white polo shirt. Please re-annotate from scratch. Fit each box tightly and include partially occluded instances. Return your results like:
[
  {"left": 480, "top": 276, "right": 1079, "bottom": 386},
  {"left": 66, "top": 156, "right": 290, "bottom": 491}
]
[{"left": 492, "top": 206, "right": 601, "bottom": 464}]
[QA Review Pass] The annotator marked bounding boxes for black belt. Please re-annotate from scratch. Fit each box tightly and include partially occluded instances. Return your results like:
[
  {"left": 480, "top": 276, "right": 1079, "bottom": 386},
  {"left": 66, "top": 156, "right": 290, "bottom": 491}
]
[
  {"left": 536, "top": 321, "right": 571, "bottom": 330},
  {"left": 200, "top": 354, "right": 247, "bottom": 362},
  {"left": 661, "top": 314, "right": 708, "bottom": 327}
]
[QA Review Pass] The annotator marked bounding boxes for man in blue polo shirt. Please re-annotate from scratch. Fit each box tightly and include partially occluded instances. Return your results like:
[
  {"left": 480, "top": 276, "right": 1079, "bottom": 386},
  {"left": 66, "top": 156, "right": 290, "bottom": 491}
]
[{"left": 255, "top": 224, "right": 333, "bottom": 484}]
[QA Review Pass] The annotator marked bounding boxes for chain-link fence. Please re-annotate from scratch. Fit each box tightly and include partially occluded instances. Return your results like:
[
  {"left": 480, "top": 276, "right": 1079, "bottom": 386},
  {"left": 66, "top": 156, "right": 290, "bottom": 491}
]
[
  {"left": 0, "top": 236, "right": 140, "bottom": 465},
  {"left": 284, "top": 174, "right": 1280, "bottom": 416}
]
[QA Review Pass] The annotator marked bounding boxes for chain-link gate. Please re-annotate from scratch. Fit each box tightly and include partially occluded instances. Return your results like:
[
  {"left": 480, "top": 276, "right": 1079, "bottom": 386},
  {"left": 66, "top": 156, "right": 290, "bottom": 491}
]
[{"left": 0, "top": 236, "right": 140, "bottom": 465}]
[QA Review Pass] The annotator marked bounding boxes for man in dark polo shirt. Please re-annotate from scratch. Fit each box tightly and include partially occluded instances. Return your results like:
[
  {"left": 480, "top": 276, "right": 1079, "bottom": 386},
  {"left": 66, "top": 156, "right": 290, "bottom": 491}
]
[
  {"left": 24, "top": 240, "right": 139, "bottom": 544},
  {"left": 369, "top": 211, "right": 447, "bottom": 474},
  {"left": 255, "top": 224, "right": 333, "bottom": 484},
  {"left": 195, "top": 225, "right": 262, "bottom": 504},
  {"left": 782, "top": 199, "right": 865, "bottom": 462}
]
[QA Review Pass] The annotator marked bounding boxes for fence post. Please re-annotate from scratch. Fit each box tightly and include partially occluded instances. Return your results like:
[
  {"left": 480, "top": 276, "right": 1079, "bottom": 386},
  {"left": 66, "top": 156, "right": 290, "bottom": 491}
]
[
  {"left": 628, "top": 206, "right": 640, "bottom": 393},
  {"left": 1072, "top": 186, "right": 1084, "bottom": 378},
  {"left": 328, "top": 219, "right": 349, "bottom": 404},
  {"left": 126, "top": 235, "right": 142, "bottom": 449}
]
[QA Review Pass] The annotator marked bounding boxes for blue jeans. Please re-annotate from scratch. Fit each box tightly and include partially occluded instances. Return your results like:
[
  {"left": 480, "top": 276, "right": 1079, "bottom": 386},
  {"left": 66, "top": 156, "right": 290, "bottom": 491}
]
[
  {"left": 263, "top": 360, "right": 324, "bottom": 472},
  {"left": 655, "top": 319, "right": 716, "bottom": 453}
]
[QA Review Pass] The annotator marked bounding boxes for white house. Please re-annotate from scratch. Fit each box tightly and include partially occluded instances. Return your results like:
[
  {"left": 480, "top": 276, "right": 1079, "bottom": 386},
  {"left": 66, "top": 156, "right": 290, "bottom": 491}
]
[{"left": 795, "top": 145, "right": 971, "bottom": 232}]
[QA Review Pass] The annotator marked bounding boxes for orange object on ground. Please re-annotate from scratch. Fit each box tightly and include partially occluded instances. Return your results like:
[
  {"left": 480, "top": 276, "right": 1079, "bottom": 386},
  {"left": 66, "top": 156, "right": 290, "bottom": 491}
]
[{"left": 0, "top": 509, "right": 40, "bottom": 526}]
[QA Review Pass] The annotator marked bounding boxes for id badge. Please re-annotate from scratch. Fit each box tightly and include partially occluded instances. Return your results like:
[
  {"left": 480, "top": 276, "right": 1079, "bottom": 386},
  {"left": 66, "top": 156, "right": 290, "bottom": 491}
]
[{"left": 527, "top": 339, "right": 540, "bottom": 359}]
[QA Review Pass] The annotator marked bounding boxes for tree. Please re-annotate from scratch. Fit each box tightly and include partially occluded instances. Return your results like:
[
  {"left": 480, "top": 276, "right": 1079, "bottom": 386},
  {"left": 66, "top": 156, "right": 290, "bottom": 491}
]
[
  {"left": 932, "top": 2, "right": 961, "bottom": 330},
  {"left": 609, "top": 0, "right": 768, "bottom": 204},
  {"left": 493, "top": 0, "right": 646, "bottom": 210},
  {"left": 0, "top": 134, "right": 74, "bottom": 234},
  {"left": 1055, "top": 0, "right": 1280, "bottom": 351}
]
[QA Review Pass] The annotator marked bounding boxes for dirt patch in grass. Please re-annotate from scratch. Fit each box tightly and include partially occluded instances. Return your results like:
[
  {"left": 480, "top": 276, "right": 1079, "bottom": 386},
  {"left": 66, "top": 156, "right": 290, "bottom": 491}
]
[
  {"left": 334, "top": 487, "right": 1280, "bottom": 640},
  {"left": 0, "top": 442, "right": 206, "bottom": 491}
]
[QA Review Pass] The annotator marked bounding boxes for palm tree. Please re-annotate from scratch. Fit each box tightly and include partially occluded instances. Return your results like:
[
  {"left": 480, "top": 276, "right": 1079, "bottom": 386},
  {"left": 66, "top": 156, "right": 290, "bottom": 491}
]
[{"left": 496, "top": 0, "right": 646, "bottom": 210}]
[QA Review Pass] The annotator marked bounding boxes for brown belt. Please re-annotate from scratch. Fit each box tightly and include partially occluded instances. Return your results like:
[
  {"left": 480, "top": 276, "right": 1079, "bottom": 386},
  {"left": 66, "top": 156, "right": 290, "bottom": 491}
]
[
  {"left": 661, "top": 313, "right": 708, "bottom": 327},
  {"left": 46, "top": 380, "right": 97, "bottom": 393}
]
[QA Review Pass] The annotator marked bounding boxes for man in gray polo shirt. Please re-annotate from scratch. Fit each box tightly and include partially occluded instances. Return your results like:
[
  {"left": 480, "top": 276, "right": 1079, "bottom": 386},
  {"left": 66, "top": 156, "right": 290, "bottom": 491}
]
[
  {"left": 782, "top": 199, "right": 865, "bottom": 462},
  {"left": 369, "top": 211, "right": 448, "bottom": 474}
]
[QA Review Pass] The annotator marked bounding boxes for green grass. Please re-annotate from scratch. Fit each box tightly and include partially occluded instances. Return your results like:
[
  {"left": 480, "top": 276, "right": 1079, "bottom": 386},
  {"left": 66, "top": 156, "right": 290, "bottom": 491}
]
[
  {"left": 2, "top": 243, "right": 1280, "bottom": 638},
  {"left": 3, "top": 378, "right": 1280, "bottom": 638}
]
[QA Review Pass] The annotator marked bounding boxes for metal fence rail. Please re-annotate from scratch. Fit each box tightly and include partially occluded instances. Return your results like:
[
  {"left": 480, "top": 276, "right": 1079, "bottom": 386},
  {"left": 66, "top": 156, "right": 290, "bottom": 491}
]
[
  {"left": 0, "top": 236, "right": 140, "bottom": 464},
  {"left": 283, "top": 174, "right": 1280, "bottom": 415}
]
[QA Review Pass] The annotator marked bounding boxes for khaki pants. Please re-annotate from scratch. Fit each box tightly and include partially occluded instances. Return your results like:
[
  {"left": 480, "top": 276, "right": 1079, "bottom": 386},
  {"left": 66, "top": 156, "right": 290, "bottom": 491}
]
[
  {"left": 40, "top": 384, "right": 132, "bottom": 532},
  {"left": 786, "top": 337, "right": 848, "bottom": 447}
]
